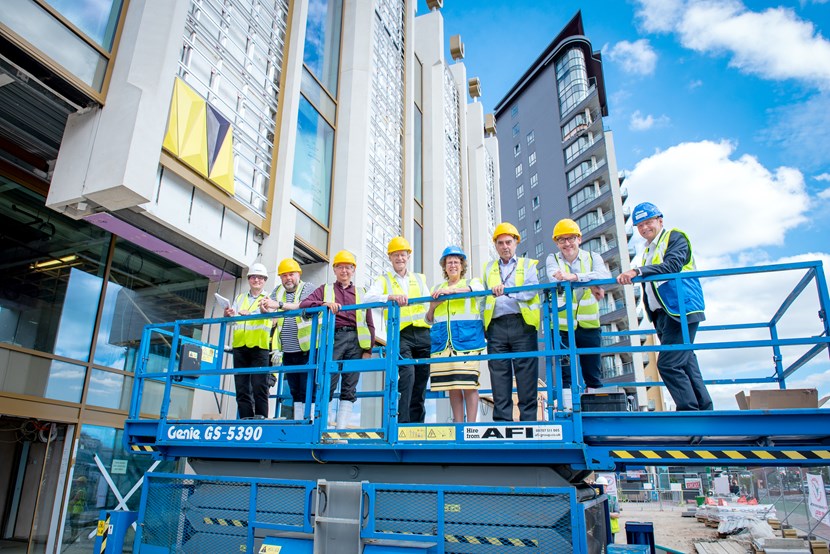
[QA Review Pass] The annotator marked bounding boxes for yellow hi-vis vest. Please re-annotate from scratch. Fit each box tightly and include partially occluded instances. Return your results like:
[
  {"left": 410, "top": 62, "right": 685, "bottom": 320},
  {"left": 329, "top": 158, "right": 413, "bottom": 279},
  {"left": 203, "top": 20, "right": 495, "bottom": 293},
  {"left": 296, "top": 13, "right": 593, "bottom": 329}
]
[
  {"left": 481, "top": 258, "right": 541, "bottom": 330},
  {"left": 270, "top": 282, "right": 312, "bottom": 352},
  {"left": 323, "top": 284, "right": 372, "bottom": 350},
  {"left": 379, "top": 271, "right": 431, "bottom": 330},
  {"left": 231, "top": 292, "right": 271, "bottom": 349},
  {"left": 553, "top": 250, "right": 600, "bottom": 331}
]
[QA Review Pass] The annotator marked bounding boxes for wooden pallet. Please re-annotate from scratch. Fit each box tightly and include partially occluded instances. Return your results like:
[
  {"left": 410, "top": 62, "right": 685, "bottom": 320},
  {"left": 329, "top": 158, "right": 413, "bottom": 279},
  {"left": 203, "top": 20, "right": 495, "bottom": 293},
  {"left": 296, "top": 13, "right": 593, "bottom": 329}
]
[
  {"left": 810, "top": 539, "right": 830, "bottom": 554},
  {"left": 695, "top": 540, "right": 750, "bottom": 553}
]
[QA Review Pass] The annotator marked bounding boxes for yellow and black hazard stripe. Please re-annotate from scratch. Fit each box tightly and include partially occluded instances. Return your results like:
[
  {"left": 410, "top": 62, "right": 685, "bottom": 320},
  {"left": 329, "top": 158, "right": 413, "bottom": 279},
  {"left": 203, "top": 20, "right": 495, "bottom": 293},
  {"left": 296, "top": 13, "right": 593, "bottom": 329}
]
[
  {"left": 203, "top": 517, "right": 247, "bottom": 527},
  {"left": 611, "top": 449, "right": 830, "bottom": 461},
  {"left": 445, "top": 534, "right": 539, "bottom": 547},
  {"left": 130, "top": 445, "right": 157, "bottom": 452},
  {"left": 98, "top": 515, "right": 110, "bottom": 554},
  {"left": 379, "top": 530, "right": 538, "bottom": 547},
  {"left": 322, "top": 431, "right": 384, "bottom": 440}
]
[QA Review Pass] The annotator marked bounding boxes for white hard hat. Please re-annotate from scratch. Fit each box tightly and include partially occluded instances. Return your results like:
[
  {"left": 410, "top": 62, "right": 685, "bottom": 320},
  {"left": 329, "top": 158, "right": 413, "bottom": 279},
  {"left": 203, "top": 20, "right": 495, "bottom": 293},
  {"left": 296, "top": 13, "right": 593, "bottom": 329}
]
[
  {"left": 247, "top": 263, "right": 269, "bottom": 279},
  {"left": 594, "top": 475, "right": 609, "bottom": 485}
]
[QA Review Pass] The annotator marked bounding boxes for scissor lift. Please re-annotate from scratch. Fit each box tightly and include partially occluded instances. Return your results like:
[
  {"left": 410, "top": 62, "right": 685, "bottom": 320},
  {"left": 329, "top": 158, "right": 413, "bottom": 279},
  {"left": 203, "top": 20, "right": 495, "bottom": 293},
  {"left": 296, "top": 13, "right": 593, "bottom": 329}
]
[{"left": 124, "top": 261, "right": 830, "bottom": 553}]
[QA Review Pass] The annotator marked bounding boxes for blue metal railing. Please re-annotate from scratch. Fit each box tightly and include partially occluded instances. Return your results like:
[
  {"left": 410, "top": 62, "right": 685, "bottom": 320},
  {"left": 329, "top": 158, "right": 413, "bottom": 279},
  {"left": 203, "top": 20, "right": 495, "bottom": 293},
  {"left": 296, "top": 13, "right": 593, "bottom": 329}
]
[{"left": 126, "top": 261, "right": 830, "bottom": 453}]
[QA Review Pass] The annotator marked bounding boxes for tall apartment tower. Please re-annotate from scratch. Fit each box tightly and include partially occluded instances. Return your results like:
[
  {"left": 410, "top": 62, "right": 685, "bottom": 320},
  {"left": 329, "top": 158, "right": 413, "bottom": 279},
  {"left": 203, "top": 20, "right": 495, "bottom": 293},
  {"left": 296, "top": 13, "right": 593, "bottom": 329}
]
[
  {"left": 0, "top": 0, "right": 498, "bottom": 550},
  {"left": 493, "top": 12, "right": 645, "bottom": 404}
]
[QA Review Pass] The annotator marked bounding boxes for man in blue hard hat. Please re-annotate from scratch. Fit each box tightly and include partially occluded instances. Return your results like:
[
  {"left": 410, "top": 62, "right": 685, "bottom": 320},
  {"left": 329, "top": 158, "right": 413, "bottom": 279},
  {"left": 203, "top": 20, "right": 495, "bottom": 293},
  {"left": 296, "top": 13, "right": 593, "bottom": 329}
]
[{"left": 617, "top": 202, "right": 713, "bottom": 411}]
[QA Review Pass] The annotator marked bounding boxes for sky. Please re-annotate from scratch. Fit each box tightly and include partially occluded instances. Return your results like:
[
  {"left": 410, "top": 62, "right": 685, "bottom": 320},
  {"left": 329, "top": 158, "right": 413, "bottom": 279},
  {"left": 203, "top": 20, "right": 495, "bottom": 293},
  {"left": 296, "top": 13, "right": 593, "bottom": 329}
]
[{"left": 419, "top": 0, "right": 830, "bottom": 409}]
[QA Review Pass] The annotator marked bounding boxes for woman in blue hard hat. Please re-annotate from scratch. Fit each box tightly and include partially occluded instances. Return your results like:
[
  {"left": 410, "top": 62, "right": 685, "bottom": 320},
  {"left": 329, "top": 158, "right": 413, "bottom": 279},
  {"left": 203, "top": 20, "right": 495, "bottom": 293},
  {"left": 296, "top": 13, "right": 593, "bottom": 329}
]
[{"left": 425, "top": 246, "right": 486, "bottom": 422}]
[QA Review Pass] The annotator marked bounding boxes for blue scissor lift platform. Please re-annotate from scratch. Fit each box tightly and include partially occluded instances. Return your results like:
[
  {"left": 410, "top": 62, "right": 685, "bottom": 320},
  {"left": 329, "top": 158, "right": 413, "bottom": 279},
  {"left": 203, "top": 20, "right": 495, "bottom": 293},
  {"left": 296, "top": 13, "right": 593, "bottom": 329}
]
[{"left": 124, "top": 262, "right": 830, "bottom": 553}]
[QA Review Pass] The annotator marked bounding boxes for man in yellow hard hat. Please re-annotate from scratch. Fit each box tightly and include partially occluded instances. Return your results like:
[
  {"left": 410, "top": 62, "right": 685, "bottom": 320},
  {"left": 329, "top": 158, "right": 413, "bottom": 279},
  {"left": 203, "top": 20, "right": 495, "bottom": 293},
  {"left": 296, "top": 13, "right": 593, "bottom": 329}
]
[
  {"left": 262, "top": 258, "right": 315, "bottom": 419},
  {"left": 365, "top": 236, "right": 431, "bottom": 423},
  {"left": 481, "top": 222, "right": 541, "bottom": 421},
  {"left": 224, "top": 262, "right": 272, "bottom": 419},
  {"left": 300, "top": 250, "right": 375, "bottom": 428},
  {"left": 547, "top": 219, "right": 611, "bottom": 407}
]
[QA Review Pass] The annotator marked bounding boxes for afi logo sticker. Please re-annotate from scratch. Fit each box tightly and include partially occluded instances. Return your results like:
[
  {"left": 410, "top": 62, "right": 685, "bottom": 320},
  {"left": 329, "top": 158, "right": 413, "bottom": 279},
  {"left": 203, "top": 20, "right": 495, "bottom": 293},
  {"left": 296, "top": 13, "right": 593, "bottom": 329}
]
[{"left": 464, "top": 425, "right": 562, "bottom": 441}]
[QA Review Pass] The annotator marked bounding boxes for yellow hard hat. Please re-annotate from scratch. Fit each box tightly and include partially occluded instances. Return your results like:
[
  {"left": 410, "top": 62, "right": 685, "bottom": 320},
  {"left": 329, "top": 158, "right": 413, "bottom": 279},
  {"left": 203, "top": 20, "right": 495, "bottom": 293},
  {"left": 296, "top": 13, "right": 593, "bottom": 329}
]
[
  {"left": 387, "top": 236, "right": 412, "bottom": 254},
  {"left": 277, "top": 258, "right": 302, "bottom": 275},
  {"left": 332, "top": 250, "right": 357, "bottom": 267},
  {"left": 553, "top": 218, "right": 581, "bottom": 240},
  {"left": 492, "top": 222, "right": 521, "bottom": 243}
]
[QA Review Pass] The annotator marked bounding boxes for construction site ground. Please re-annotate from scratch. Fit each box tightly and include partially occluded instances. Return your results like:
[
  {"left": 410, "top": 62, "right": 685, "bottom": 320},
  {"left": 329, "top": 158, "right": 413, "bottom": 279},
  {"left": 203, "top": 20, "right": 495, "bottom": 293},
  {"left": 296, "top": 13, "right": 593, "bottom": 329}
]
[{"left": 616, "top": 501, "right": 823, "bottom": 553}]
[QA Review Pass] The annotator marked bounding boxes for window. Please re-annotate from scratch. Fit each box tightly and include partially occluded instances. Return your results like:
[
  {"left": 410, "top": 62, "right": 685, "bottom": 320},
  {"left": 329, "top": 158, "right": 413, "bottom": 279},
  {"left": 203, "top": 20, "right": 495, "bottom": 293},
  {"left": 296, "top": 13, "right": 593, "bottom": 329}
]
[
  {"left": 517, "top": 184, "right": 524, "bottom": 198},
  {"left": 535, "top": 243, "right": 545, "bottom": 258},
  {"left": 514, "top": 143, "right": 521, "bottom": 157},
  {"left": 515, "top": 164, "right": 523, "bottom": 178},
  {"left": 565, "top": 134, "right": 594, "bottom": 164},
  {"left": 562, "top": 110, "right": 591, "bottom": 141},
  {"left": 512, "top": 123, "right": 520, "bottom": 137},
  {"left": 303, "top": 0, "right": 342, "bottom": 93},
  {"left": 518, "top": 206, "right": 526, "bottom": 220},
  {"left": 528, "top": 152, "right": 536, "bottom": 167},
  {"left": 530, "top": 173, "right": 538, "bottom": 188},
  {"left": 511, "top": 104, "right": 519, "bottom": 118},
  {"left": 527, "top": 130, "right": 535, "bottom": 145},
  {"left": 520, "top": 228, "right": 528, "bottom": 239},
  {"left": 532, "top": 196, "right": 540, "bottom": 210},
  {"left": 534, "top": 219, "right": 542, "bottom": 233},
  {"left": 555, "top": 47, "right": 590, "bottom": 115}
]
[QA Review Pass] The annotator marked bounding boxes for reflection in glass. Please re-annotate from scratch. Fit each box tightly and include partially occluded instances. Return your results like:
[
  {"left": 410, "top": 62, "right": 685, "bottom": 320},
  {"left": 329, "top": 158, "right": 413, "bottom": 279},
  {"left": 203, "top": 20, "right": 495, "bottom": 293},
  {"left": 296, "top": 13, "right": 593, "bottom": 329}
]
[
  {"left": 291, "top": 97, "right": 334, "bottom": 225},
  {"left": 303, "top": 0, "right": 342, "bottom": 94},
  {"left": 93, "top": 238, "right": 209, "bottom": 371},
  {"left": 0, "top": 0, "right": 109, "bottom": 89},
  {"left": 0, "top": 178, "right": 108, "bottom": 360},
  {"left": 61, "top": 425, "right": 177, "bottom": 551},
  {"left": 43, "top": 0, "right": 124, "bottom": 49},
  {"left": 414, "top": 106, "right": 423, "bottom": 204},
  {"left": 0, "top": 336, "right": 86, "bottom": 402},
  {"left": 87, "top": 369, "right": 132, "bottom": 410}
]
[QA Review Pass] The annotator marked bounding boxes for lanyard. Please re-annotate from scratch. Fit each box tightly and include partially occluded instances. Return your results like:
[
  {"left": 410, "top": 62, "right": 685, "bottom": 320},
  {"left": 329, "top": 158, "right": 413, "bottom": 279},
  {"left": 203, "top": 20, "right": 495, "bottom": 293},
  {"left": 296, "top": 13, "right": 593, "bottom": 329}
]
[{"left": 499, "top": 260, "right": 517, "bottom": 286}]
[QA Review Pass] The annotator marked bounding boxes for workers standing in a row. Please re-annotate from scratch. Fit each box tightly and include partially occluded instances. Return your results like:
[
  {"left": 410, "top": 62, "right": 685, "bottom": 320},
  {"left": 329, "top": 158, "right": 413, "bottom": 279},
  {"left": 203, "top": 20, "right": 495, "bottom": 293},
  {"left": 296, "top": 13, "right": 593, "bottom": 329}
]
[{"left": 228, "top": 199, "right": 710, "bottom": 423}]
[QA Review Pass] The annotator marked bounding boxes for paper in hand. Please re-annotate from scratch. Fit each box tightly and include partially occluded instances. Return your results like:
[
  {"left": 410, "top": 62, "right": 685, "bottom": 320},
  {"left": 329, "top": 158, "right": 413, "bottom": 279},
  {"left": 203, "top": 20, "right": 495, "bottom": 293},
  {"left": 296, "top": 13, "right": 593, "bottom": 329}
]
[{"left": 214, "top": 293, "right": 231, "bottom": 309}]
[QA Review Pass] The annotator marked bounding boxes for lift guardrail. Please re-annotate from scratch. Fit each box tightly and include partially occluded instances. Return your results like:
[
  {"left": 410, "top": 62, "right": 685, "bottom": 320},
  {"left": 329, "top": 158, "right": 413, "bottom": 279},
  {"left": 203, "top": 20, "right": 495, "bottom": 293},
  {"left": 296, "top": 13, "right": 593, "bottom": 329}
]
[{"left": 124, "top": 261, "right": 830, "bottom": 470}]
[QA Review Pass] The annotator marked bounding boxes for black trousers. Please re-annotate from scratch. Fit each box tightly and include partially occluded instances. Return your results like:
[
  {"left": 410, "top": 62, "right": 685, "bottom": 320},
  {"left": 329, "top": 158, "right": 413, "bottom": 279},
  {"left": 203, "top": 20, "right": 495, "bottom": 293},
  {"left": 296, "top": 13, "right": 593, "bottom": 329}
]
[
  {"left": 284, "top": 350, "right": 312, "bottom": 403},
  {"left": 559, "top": 327, "right": 603, "bottom": 389},
  {"left": 397, "top": 325, "right": 431, "bottom": 423},
  {"left": 232, "top": 346, "right": 270, "bottom": 418},
  {"left": 653, "top": 310, "right": 713, "bottom": 411},
  {"left": 485, "top": 314, "right": 539, "bottom": 421},
  {"left": 330, "top": 329, "right": 362, "bottom": 403}
]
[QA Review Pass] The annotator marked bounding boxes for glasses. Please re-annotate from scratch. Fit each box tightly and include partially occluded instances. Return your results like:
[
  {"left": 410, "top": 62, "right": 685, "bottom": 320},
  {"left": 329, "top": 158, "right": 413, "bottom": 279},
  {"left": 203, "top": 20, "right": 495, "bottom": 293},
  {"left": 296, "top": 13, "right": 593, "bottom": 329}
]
[
  {"left": 248, "top": 275, "right": 266, "bottom": 281},
  {"left": 555, "top": 236, "right": 579, "bottom": 245}
]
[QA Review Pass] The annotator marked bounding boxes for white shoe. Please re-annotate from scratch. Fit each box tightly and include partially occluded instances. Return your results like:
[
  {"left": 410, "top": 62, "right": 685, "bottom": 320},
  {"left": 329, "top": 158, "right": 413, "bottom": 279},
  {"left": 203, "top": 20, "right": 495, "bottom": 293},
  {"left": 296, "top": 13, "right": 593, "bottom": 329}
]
[
  {"left": 294, "top": 401, "right": 304, "bottom": 420},
  {"left": 336, "top": 401, "right": 353, "bottom": 429}
]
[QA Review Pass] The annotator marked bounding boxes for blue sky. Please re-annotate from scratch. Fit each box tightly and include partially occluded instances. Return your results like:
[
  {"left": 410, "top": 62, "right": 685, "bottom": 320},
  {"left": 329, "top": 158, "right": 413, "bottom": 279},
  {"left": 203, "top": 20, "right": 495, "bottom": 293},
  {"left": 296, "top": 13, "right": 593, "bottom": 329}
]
[{"left": 420, "top": 0, "right": 830, "bottom": 408}]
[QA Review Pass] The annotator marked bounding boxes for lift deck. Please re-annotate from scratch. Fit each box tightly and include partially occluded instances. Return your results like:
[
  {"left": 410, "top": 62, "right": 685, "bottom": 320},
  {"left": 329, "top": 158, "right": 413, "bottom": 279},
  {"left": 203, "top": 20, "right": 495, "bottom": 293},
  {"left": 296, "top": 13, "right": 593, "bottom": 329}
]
[{"left": 124, "top": 262, "right": 830, "bottom": 553}]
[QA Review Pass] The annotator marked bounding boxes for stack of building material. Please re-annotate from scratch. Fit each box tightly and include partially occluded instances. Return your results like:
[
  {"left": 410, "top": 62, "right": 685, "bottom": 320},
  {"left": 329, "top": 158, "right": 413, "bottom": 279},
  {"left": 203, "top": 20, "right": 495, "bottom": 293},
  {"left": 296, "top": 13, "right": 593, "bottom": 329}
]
[{"left": 751, "top": 537, "right": 810, "bottom": 554}]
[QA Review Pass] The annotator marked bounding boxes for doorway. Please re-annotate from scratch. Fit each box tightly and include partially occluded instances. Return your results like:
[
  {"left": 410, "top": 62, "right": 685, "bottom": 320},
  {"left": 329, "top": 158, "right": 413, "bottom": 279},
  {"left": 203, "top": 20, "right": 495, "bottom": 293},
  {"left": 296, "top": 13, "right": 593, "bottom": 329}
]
[{"left": 0, "top": 417, "right": 72, "bottom": 554}]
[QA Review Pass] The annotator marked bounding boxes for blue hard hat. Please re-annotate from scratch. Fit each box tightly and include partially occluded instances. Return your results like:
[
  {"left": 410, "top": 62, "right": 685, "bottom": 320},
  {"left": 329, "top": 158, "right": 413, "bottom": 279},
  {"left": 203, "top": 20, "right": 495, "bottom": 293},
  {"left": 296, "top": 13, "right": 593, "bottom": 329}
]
[
  {"left": 440, "top": 245, "right": 466, "bottom": 263},
  {"left": 631, "top": 202, "right": 663, "bottom": 225}
]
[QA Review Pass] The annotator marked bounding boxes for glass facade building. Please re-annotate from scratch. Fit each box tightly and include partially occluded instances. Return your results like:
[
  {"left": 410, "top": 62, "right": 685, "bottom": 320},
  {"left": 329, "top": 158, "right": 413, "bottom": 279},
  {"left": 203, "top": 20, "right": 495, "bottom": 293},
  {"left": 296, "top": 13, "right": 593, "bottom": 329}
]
[{"left": 0, "top": 0, "right": 500, "bottom": 550}]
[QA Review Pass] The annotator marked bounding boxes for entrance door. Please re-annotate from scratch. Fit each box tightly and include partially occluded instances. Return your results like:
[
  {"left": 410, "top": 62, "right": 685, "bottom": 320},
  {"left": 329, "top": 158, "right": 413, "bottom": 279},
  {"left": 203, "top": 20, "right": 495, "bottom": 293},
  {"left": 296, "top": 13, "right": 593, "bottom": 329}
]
[{"left": 0, "top": 418, "right": 71, "bottom": 554}]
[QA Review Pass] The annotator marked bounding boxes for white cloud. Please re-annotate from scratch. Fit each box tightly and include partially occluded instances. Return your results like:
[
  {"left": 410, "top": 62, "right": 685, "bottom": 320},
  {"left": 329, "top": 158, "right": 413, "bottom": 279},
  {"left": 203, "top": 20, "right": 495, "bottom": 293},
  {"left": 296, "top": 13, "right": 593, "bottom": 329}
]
[
  {"left": 635, "top": 0, "right": 685, "bottom": 32},
  {"left": 625, "top": 140, "right": 810, "bottom": 257},
  {"left": 634, "top": 0, "right": 830, "bottom": 89},
  {"left": 688, "top": 79, "right": 703, "bottom": 89},
  {"left": 816, "top": 173, "right": 830, "bottom": 182},
  {"left": 694, "top": 252, "right": 830, "bottom": 408},
  {"left": 630, "top": 110, "right": 670, "bottom": 131},
  {"left": 761, "top": 93, "right": 830, "bottom": 171},
  {"left": 819, "top": 188, "right": 830, "bottom": 200},
  {"left": 606, "top": 39, "right": 658, "bottom": 75}
]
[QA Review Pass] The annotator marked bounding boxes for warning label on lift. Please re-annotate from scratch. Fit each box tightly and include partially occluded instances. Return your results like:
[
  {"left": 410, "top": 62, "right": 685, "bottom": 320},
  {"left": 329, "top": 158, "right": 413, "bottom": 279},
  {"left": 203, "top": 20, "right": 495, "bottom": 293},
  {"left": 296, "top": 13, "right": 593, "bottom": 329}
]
[
  {"left": 398, "top": 426, "right": 456, "bottom": 441},
  {"left": 463, "top": 425, "right": 562, "bottom": 441}
]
